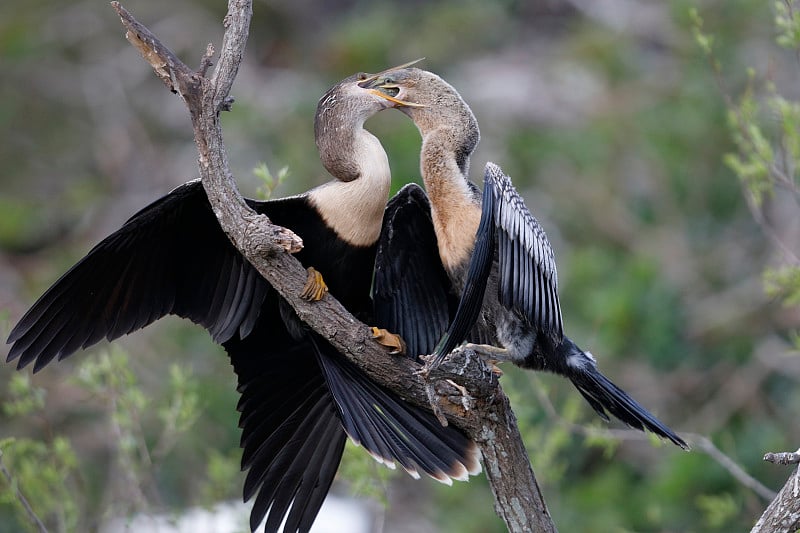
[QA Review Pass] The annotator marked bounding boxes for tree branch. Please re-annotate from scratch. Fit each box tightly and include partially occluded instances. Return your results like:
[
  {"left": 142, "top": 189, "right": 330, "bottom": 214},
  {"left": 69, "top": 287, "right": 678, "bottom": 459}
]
[
  {"left": 751, "top": 448, "right": 800, "bottom": 533},
  {"left": 111, "top": 2, "right": 556, "bottom": 531}
]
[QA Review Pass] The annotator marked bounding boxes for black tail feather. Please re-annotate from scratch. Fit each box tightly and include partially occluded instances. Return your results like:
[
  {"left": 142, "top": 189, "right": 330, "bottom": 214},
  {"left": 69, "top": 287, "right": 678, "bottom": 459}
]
[
  {"left": 311, "top": 335, "right": 482, "bottom": 483},
  {"left": 570, "top": 364, "right": 689, "bottom": 450}
]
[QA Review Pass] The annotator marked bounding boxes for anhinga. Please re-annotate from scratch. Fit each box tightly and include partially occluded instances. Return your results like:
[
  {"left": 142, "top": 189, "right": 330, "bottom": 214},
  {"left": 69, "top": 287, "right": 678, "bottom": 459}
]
[
  {"left": 6, "top": 70, "right": 480, "bottom": 533},
  {"left": 363, "top": 67, "right": 688, "bottom": 450}
]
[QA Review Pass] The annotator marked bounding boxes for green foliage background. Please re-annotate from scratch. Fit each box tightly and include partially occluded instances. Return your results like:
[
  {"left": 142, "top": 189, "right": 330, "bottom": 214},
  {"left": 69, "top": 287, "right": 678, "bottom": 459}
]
[{"left": 1, "top": 0, "right": 799, "bottom": 531}]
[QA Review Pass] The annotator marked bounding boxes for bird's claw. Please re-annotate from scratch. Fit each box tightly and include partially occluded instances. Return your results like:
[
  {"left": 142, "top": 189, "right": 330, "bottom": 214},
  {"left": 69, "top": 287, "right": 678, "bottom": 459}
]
[
  {"left": 418, "top": 352, "right": 445, "bottom": 376},
  {"left": 485, "top": 360, "right": 503, "bottom": 377},
  {"left": 371, "top": 327, "right": 407, "bottom": 355},
  {"left": 300, "top": 267, "right": 328, "bottom": 301},
  {"left": 445, "top": 379, "right": 473, "bottom": 412}
]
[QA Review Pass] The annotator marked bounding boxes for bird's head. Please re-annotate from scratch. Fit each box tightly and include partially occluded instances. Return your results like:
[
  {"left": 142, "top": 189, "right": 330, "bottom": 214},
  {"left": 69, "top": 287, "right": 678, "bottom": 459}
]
[
  {"left": 315, "top": 59, "right": 426, "bottom": 134},
  {"left": 359, "top": 66, "right": 478, "bottom": 141},
  {"left": 360, "top": 66, "right": 480, "bottom": 170},
  {"left": 314, "top": 60, "right": 425, "bottom": 182}
]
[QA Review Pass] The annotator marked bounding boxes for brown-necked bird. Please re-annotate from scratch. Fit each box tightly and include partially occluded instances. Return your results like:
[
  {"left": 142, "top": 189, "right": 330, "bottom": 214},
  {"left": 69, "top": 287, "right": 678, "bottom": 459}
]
[
  {"left": 6, "top": 69, "right": 480, "bottom": 533},
  {"left": 363, "top": 67, "right": 688, "bottom": 450}
]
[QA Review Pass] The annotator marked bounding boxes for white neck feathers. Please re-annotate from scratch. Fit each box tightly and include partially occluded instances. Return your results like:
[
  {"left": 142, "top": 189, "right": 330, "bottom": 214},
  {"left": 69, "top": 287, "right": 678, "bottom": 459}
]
[{"left": 309, "top": 130, "right": 391, "bottom": 247}]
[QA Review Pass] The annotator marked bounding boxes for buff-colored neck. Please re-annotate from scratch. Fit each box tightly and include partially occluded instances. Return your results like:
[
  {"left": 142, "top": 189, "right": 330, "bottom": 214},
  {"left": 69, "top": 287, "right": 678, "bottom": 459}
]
[
  {"left": 309, "top": 129, "right": 391, "bottom": 247},
  {"left": 420, "top": 129, "right": 482, "bottom": 273}
]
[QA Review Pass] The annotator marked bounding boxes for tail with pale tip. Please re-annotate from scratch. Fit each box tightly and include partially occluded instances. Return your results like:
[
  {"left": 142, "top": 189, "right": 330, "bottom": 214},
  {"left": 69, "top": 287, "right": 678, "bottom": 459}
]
[{"left": 311, "top": 335, "right": 483, "bottom": 483}]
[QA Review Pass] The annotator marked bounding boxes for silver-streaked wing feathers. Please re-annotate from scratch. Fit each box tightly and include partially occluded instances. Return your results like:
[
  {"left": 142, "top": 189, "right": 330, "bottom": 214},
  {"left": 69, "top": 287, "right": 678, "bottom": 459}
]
[{"left": 485, "top": 162, "right": 563, "bottom": 343}]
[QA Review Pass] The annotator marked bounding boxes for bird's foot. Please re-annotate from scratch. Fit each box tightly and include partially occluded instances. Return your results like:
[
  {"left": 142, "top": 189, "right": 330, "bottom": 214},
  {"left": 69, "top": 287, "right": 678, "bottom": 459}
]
[
  {"left": 421, "top": 377, "right": 472, "bottom": 427},
  {"left": 371, "top": 327, "right": 407, "bottom": 355},
  {"left": 462, "top": 343, "right": 508, "bottom": 376},
  {"left": 300, "top": 267, "right": 328, "bottom": 301},
  {"left": 444, "top": 379, "right": 475, "bottom": 414}
]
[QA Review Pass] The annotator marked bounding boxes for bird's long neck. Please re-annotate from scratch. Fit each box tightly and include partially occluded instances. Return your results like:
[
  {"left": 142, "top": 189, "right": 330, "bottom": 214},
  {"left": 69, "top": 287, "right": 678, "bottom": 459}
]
[
  {"left": 310, "top": 124, "right": 392, "bottom": 247},
  {"left": 420, "top": 127, "right": 482, "bottom": 274}
]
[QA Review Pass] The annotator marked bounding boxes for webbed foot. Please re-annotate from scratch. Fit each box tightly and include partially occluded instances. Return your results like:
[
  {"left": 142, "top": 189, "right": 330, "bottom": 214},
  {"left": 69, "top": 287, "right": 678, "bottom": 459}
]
[
  {"left": 300, "top": 267, "right": 328, "bottom": 301},
  {"left": 371, "top": 327, "right": 407, "bottom": 355}
]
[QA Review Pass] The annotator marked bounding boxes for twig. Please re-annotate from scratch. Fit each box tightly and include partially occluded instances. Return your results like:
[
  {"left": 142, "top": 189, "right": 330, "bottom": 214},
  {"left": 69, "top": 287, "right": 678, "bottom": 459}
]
[
  {"left": 0, "top": 450, "right": 49, "bottom": 533},
  {"left": 106, "top": 395, "right": 152, "bottom": 512},
  {"left": 697, "top": 16, "right": 800, "bottom": 266},
  {"left": 690, "top": 434, "right": 776, "bottom": 501},
  {"left": 528, "top": 375, "right": 776, "bottom": 501},
  {"left": 765, "top": 450, "right": 800, "bottom": 466},
  {"left": 111, "top": 2, "right": 557, "bottom": 531}
]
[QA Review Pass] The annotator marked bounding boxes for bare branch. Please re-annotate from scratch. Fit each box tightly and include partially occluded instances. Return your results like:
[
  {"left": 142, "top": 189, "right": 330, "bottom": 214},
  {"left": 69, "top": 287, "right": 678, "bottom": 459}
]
[
  {"left": 751, "top": 449, "right": 800, "bottom": 533},
  {"left": 690, "top": 435, "right": 776, "bottom": 502},
  {"left": 111, "top": 2, "right": 198, "bottom": 101},
  {"left": 111, "top": 1, "right": 557, "bottom": 531}
]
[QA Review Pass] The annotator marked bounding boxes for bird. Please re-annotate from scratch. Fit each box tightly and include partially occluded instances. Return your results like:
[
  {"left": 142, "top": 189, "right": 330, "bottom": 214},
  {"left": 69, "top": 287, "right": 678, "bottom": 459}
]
[
  {"left": 361, "top": 67, "right": 689, "bottom": 450},
  {"left": 5, "top": 68, "right": 481, "bottom": 533}
]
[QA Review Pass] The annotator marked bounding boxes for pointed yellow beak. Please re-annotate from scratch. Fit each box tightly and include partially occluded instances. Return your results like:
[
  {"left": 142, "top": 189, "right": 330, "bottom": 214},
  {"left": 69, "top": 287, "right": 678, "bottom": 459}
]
[
  {"left": 368, "top": 88, "right": 425, "bottom": 108},
  {"left": 358, "top": 59, "right": 426, "bottom": 108}
]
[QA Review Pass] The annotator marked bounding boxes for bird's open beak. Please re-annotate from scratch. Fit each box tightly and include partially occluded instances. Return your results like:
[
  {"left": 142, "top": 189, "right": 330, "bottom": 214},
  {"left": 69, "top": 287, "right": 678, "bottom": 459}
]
[
  {"left": 367, "top": 87, "right": 425, "bottom": 108},
  {"left": 358, "top": 59, "right": 426, "bottom": 108}
]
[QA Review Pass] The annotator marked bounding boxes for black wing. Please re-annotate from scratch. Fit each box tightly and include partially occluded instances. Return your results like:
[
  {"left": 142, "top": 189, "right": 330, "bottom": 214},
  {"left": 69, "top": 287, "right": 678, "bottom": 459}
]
[
  {"left": 430, "top": 162, "right": 563, "bottom": 364},
  {"left": 486, "top": 162, "right": 563, "bottom": 343},
  {"left": 6, "top": 180, "right": 271, "bottom": 372},
  {"left": 227, "top": 319, "right": 347, "bottom": 533},
  {"left": 373, "top": 184, "right": 454, "bottom": 359},
  {"left": 231, "top": 324, "right": 481, "bottom": 533},
  {"left": 429, "top": 176, "right": 496, "bottom": 364}
]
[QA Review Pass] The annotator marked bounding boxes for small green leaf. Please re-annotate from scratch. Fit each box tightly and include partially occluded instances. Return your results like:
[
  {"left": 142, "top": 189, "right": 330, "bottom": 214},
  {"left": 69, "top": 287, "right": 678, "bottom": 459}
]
[
  {"left": 254, "top": 162, "right": 289, "bottom": 200},
  {"left": 764, "top": 266, "right": 800, "bottom": 306}
]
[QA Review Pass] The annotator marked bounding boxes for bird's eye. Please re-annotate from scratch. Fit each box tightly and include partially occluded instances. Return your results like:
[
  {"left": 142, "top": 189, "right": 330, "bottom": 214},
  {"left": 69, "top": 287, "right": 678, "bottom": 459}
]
[{"left": 383, "top": 77, "right": 394, "bottom": 85}]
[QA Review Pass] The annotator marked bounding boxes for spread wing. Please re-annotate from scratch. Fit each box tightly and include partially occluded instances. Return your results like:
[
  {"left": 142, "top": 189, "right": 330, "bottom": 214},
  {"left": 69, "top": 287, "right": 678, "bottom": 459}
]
[
  {"left": 6, "top": 180, "right": 270, "bottom": 372},
  {"left": 372, "top": 184, "right": 454, "bottom": 359},
  {"left": 431, "top": 163, "right": 563, "bottom": 364},
  {"left": 228, "top": 319, "right": 347, "bottom": 533},
  {"left": 487, "top": 162, "right": 563, "bottom": 343}
]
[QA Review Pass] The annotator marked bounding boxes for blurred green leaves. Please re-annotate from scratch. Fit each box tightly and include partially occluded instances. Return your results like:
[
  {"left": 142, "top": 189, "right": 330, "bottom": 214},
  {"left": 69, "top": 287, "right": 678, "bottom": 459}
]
[
  {"left": 0, "top": 375, "right": 79, "bottom": 533},
  {"left": 764, "top": 266, "right": 800, "bottom": 306},
  {"left": 337, "top": 440, "right": 396, "bottom": 506},
  {"left": 253, "top": 162, "right": 289, "bottom": 200},
  {"left": 696, "top": 492, "right": 739, "bottom": 529},
  {"left": 0, "top": 437, "right": 79, "bottom": 533},
  {"left": 0, "top": 346, "right": 204, "bottom": 531},
  {"left": 723, "top": 75, "right": 776, "bottom": 206},
  {"left": 2, "top": 375, "right": 45, "bottom": 418},
  {"left": 775, "top": 0, "right": 800, "bottom": 49}
]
